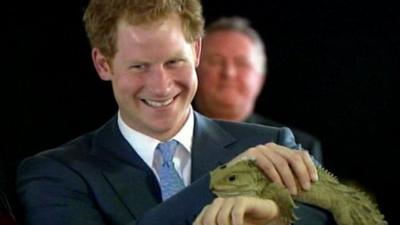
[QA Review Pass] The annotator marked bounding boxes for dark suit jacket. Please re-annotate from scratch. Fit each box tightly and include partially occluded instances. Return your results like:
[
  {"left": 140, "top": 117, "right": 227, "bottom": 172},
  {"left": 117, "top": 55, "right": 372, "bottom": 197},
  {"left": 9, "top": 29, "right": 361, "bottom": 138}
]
[
  {"left": 246, "top": 113, "right": 323, "bottom": 164},
  {"left": 17, "top": 112, "right": 334, "bottom": 225}
]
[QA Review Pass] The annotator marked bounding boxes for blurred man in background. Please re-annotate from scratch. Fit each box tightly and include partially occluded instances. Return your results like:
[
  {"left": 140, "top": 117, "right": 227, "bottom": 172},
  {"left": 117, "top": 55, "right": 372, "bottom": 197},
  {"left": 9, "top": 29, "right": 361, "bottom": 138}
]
[{"left": 194, "top": 17, "right": 323, "bottom": 163}]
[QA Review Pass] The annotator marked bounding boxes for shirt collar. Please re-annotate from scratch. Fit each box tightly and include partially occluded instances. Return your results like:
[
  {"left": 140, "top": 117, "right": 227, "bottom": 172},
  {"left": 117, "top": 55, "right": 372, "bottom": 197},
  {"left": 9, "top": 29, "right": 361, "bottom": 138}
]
[{"left": 117, "top": 108, "right": 194, "bottom": 167}]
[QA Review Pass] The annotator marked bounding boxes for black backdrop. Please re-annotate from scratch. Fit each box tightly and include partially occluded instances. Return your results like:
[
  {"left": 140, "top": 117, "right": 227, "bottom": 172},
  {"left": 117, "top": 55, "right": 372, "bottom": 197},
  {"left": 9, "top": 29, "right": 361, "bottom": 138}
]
[{"left": 5, "top": 0, "right": 397, "bottom": 224}]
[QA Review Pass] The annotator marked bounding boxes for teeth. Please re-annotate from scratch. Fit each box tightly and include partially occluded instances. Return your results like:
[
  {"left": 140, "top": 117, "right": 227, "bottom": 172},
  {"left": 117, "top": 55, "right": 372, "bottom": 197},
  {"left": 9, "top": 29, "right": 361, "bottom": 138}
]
[{"left": 145, "top": 98, "right": 173, "bottom": 107}]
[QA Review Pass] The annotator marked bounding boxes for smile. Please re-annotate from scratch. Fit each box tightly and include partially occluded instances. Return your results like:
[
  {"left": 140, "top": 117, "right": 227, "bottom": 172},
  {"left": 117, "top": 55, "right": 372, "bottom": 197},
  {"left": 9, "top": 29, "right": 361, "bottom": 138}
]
[{"left": 143, "top": 98, "right": 174, "bottom": 108}]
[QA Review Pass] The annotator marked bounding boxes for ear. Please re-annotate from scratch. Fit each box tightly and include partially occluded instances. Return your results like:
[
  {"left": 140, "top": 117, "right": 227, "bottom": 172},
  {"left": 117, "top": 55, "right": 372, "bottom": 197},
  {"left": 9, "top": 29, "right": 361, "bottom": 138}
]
[
  {"left": 193, "top": 38, "right": 202, "bottom": 67},
  {"left": 92, "top": 48, "right": 113, "bottom": 81}
]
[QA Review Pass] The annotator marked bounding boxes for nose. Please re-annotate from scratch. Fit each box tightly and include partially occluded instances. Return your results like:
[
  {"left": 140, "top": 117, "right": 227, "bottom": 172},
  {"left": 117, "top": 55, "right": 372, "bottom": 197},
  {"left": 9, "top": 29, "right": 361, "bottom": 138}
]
[
  {"left": 221, "top": 60, "right": 237, "bottom": 78},
  {"left": 147, "top": 66, "right": 172, "bottom": 96}
]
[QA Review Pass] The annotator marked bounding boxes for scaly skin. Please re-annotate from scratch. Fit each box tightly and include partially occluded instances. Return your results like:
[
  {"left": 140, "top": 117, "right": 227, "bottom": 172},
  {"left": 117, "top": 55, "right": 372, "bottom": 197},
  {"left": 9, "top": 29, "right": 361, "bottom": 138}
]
[{"left": 210, "top": 159, "right": 387, "bottom": 225}]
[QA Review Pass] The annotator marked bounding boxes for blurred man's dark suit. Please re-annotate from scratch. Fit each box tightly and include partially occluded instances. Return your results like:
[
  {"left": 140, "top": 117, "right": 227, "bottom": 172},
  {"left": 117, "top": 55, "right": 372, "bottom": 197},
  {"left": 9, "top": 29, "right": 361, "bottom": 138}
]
[{"left": 246, "top": 113, "right": 323, "bottom": 164}]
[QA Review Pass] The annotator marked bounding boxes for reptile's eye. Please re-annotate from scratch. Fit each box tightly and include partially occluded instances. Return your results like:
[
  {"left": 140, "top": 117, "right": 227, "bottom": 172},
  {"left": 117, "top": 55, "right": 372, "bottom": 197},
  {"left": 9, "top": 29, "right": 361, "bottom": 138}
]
[
  {"left": 220, "top": 165, "right": 227, "bottom": 169},
  {"left": 228, "top": 175, "right": 236, "bottom": 182}
]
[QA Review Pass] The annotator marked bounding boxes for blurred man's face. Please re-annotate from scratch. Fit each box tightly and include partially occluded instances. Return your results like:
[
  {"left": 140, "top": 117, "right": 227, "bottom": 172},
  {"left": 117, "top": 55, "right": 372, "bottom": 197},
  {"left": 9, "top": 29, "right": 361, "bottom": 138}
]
[{"left": 195, "top": 30, "right": 265, "bottom": 121}]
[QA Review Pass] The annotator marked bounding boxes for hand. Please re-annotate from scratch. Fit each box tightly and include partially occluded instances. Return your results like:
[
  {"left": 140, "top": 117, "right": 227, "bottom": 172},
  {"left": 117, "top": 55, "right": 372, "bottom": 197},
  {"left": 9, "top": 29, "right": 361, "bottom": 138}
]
[
  {"left": 193, "top": 196, "right": 283, "bottom": 225},
  {"left": 230, "top": 143, "right": 318, "bottom": 195}
]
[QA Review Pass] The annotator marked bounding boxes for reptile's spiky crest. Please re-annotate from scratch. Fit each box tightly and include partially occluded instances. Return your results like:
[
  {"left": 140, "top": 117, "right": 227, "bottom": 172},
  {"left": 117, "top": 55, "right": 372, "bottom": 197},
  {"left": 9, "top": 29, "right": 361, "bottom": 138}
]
[{"left": 210, "top": 159, "right": 387, "bottom": 225}]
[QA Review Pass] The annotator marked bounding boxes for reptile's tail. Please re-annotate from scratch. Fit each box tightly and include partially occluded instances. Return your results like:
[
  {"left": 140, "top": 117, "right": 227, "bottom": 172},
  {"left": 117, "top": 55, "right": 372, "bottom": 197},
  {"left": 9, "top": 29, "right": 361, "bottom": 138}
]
[
  {"left": 331, "top": 185, "right": 387, "bottom": 225},
  {"left": 295, "top": 167, "right": 388, "bottom": 225}
]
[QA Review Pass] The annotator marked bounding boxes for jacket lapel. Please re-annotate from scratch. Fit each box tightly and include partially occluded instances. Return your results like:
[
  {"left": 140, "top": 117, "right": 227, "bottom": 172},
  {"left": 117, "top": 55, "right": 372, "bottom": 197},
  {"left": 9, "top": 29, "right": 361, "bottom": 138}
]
[
  {"left": 88, "top": 113, "right": 243, "bottom": 218},
  {"left": 90, "top": 116, "right": 161, "bottom": 218},
  {"left": 101, "top": 165, "right": 160, "bottom": 219},
  {"left": 191, "top": 112, "right": 238, "bottom": 180}
]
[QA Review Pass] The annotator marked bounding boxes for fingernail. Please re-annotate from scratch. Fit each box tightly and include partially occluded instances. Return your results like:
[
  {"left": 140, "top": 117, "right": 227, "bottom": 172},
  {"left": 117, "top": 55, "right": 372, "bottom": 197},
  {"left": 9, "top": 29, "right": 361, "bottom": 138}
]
[
  {"left": 303, "top": 182, "right": 311, "bottom": 191},
  {"left": 290, "top": 187, "right": 298, "bottom": 195},
  {"left": 313, "top": 172, "right": 319, "bottom": 182}
]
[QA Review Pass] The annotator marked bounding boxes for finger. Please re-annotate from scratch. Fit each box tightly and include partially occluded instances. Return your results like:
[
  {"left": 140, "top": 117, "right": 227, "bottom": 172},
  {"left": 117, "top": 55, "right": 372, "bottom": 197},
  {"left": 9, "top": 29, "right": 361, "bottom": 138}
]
[
  {"left": 300, "top": 150, "right": 319, "bottom": 182},
  {"left": 231, "top": 197, "right": 279, "bottom": 225},
  {"left": 216, "top": 198, "right": 235, "bottom": 225},
  {"left": 229, "top": 146, "right": 259, "bottom": 165},
  {"left": 272, "top": 144, "right": 312, "bottom": 192},
  {"left": 230, "top": 198, "right": 246, "bottom": 225},
  {"left": 254, "top": 152, "right": 284, "bottom": 187},
  {"left": 200, "top": 198, "right": 224, "bottom": 225},
  {"left": 229, "top": 145, "right": 285, "bottom": 187},
  {"left": 246, "top": 198, "right": 279, "bottom": 221},
  {"left": 193, "top": 205, "right": 207, "bottom": 225},
  {"left": 264, "top": 150, "right": 298, "bottom": 195}
]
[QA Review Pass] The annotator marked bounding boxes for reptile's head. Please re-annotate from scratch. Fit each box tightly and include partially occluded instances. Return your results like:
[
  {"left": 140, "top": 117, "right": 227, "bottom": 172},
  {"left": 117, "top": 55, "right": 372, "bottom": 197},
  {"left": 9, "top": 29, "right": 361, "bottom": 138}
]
[{"left": 210, "top": 159, "right": 265, "bottom": 197}]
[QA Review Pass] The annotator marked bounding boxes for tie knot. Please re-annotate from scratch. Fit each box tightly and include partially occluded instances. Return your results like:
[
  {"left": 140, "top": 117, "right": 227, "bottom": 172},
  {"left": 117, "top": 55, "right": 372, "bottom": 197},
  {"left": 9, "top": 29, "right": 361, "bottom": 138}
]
[{"left": 157, "top": 140, "right": 178, "bottom": 164}]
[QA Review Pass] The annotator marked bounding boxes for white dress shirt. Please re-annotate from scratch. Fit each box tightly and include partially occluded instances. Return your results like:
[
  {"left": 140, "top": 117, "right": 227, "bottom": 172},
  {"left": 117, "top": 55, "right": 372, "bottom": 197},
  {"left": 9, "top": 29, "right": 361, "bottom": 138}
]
[{"left": 117, "top": 109, "right": 193, "bottom": 186}]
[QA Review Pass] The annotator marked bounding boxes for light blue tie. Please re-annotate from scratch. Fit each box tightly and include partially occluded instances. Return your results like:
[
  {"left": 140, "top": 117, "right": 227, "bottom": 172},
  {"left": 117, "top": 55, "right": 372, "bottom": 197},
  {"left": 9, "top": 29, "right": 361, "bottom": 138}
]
[{"left": 156, "top": 140, "right": 185, "bottom": 200}]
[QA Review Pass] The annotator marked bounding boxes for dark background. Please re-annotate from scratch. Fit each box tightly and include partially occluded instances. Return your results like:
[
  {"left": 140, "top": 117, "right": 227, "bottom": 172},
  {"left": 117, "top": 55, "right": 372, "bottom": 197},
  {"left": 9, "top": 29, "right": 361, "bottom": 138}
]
[{"left": 4, "top": 0, "right": 397, "bottom": 224}]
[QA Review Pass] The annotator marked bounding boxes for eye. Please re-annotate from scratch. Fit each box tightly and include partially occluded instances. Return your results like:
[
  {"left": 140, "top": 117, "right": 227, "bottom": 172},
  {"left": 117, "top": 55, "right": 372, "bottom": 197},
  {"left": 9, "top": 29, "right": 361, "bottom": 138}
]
[
  {"left": 220, "top": 164, "right": 227, "bottom": 169},
  {"left": 166, "top": 59, "right": 185, "bottom": 67},
  {"left": 228, "top": 175, "right": 236, "bottom": 182},
  {"left": 129, "top": 64, "right": 146, "bottom": 71},
  {"left": 205, "top": 56, "right": 223, "bottom": 66},
  {"left": 235, "top": 58, "right": 251, "bottom": 68}
]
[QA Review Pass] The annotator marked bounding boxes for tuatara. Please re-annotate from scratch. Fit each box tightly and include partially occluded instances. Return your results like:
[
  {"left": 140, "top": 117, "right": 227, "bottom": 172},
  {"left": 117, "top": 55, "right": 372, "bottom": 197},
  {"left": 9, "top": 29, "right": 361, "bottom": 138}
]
[{"left": 210, "top": 159, "right": 387, "bottom": 225}]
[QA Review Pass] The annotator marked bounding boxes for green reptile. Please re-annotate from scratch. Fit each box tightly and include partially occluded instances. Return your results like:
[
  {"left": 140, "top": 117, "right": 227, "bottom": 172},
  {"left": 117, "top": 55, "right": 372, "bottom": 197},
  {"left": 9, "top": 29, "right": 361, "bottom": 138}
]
[{"left": 210, "top": 159, "right": 387, "bottom": 225}]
